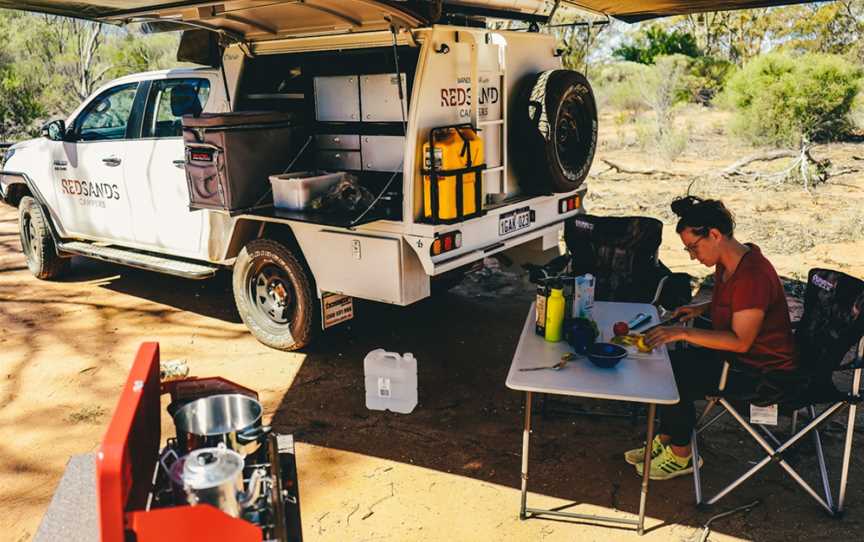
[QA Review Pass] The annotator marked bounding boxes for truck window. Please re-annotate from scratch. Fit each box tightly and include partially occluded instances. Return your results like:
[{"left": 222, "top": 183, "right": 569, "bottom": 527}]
[
  {"left": 142, "top": 79, "right": 211, "bottom": 138},
  {"left": 73, "top": 83, "right": 139, "bottom": 141}
]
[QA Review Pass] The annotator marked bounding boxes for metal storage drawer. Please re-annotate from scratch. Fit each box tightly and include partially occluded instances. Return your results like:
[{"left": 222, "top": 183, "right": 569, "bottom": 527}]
[
  {"left": 316, "top": 150, "right": 362, "bottom": 171},
  {"left": 314, "top": 76, "right": 360, "bottom": 122},
  {"left": 360, "top": 74, "right": 407, "bottom": 122},
  {"left": 315, "top": 134, "right": 360, "bottom": 150},
  {"left": 361, "top": 135, "right": 405, "bottom": 172}
]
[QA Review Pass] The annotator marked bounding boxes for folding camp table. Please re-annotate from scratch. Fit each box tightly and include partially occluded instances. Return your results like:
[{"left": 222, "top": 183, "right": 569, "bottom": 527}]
[{"left": 506, "top": 301, "right": 680, "bottom": 535}]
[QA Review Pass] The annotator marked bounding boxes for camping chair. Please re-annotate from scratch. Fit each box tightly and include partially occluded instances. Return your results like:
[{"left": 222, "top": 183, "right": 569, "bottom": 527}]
[
  {"left": 691, "top": 268, "right": 864, "bottom": 515},
  {"left": 537, "top": 215, "right": 692, "bottom": 420},
  {"left": 565, "top": 214, "right": 690, "bottom": 308}
]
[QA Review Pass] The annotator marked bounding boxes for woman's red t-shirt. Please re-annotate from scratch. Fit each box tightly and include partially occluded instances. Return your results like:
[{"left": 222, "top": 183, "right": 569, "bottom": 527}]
[{"left": 710, "top": 244, "right": 796, "bottom": 372}]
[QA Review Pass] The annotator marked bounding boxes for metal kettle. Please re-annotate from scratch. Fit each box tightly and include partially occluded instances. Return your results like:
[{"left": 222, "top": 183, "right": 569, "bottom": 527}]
[{"left": 168, "top": 445, "right": 263, "bottom": 518}]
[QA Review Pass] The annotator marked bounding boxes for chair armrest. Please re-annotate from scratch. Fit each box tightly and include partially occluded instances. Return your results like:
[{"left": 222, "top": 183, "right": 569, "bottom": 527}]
[
  {"left": 718, "top": 360, "right": 731, "bottom": 392},
  {"left": 652, "top": 271, "right": 694, "bottom": 310},
  {"left": 837, "top": 357, "right": 864, "bottom": 371}
]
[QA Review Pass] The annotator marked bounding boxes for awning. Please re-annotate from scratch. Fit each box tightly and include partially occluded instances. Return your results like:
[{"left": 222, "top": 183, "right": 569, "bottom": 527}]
[
  {"left": 0, "top": 0, "right": 824, "bottom": 33},
  {"left": 568, "top": 0, "right": 816, "bottom": 22}
]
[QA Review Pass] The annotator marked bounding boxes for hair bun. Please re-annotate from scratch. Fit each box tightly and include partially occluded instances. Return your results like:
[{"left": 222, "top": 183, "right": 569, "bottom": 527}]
[{"left": 671, "top": 196, "right": 702, "bottom": 217}]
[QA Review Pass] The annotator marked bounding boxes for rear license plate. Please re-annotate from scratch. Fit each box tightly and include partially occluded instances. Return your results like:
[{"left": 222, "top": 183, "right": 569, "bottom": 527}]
[
  {"left": 322, "top": 293, "right": 354, "bottom": 329},
  {"left": 499, "top": 207, "right": 532, "bottom": 236}
]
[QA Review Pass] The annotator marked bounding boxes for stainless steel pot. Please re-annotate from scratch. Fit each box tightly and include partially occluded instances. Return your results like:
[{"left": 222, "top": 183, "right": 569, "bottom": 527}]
[
  {"left": 173, "top": 393, "right": 271, "bottom": 456},
  {"left": 168, "top": 446, "right": 263, "bottom": 518}
]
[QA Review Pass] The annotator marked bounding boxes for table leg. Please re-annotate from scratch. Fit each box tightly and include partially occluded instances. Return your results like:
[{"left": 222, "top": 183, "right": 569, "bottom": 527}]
[
  {"left": 520, "top": 391, "right": 532, "bottom": 520},
  {"left": 637, "top": 403, "right": 656, "bottom": 535}
]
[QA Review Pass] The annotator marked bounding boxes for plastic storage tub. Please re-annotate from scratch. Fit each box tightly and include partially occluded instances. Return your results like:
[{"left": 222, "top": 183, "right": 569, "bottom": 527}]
[{"left": 270, "top": 171, "right": 345, "bottom": 211}]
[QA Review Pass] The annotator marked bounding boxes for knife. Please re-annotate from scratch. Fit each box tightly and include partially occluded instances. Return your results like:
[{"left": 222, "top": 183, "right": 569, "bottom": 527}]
[{"left": 633, "top": 313, "right": 684, "bottom": 333}]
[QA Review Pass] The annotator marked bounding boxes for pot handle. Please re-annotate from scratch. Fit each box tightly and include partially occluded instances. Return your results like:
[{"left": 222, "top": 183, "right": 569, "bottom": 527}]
[
  {"left": 237, "top": 425, "right": 272, "bottom": 445},
  {"left": 159, "top": 448, "right": 180, "bottom": 476},
  {"left": 240, "top": 468, "right": 266, "bottom": 509}
]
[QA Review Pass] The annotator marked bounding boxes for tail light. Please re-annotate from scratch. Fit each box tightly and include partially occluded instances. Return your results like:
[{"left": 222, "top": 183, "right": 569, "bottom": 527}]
[
  {"left": 558, "top": 194, "right": 581, "bottom": 214},
  {"left": 431, "top": 231, "right": 462, "bottom": 256}
]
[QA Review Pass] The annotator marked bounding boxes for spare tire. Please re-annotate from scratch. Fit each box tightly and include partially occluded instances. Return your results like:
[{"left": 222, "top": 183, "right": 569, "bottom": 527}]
[{"left": 510, "top": 70, "right": 598, "bottom": 194}]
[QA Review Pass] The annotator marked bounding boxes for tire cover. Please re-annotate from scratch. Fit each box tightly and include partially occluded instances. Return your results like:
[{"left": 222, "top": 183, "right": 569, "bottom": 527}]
[{"left": 512, "top": 69, "right": 598, "bottom": 194}]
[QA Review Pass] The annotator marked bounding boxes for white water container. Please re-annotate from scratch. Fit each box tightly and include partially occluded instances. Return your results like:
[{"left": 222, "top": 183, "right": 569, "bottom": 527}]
[{"left": 364, "top": 349, "right": 417, "bottom": 414}]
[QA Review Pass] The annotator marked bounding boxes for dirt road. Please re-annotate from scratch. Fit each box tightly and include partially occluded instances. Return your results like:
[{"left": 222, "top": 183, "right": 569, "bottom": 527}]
[{"left": 2, "top": 126, "right": 864, "bottom": 540}]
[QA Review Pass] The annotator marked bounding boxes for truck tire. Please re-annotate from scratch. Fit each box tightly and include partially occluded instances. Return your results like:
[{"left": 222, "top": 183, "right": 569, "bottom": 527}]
[
  {"left": 511, "top": 70, "right": 597, "bottom": 194},
  {"left": 18, "top": 196, "right": 70, "bottom": 279},
  {"left": 232, "top": 238, "right": 317, "bottom": 351}
]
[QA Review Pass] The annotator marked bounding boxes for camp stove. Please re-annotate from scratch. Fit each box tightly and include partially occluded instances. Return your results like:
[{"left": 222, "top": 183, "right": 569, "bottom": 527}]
[{"left": 96, "top": 343, "right": 302, "bottom": 542}]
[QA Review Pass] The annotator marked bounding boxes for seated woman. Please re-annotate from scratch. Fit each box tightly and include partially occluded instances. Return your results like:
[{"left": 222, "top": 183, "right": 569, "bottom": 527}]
[{"left": 624, "top": 196, "right": 797, "bottom": 480}]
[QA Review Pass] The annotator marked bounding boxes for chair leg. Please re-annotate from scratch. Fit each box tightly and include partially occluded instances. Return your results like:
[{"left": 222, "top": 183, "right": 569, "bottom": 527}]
[
  {"left": 838, "top": 367, "right": 862, "bottom": 514},
  {"left": 809, "top": 406, "right": 834, "bottom": 510},
  {"left": 706, "top": 398, "right": 841, "bottom": 514},
  {"left": 757, "top": 424, "right": 782, "bottom": 448},
  {"left": 691, "top": 429, "right": 703, "bottom": 505},
  {"left": 695, "top": 397, "right": 719, "bottom": 427}
]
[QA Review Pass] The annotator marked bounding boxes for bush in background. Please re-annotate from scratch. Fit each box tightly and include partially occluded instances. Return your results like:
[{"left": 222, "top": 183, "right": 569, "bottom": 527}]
[
  {"left": 596, "top": 55, "right": 692, "bottom": 159},
  {"left": 685, "top": 56, "right": 734, "bottom": 104},
  {"left": 593, "top": 61, "right": 650, "bottom": 119},
  {"left": 0, "top": 67, "right": 43, "bottom": 140},
  {"left": 723, "top": 52, "right": 862, "bottom": 146},
  {"left": 613, "top": 26, "right": 700, "bottom": 65},
  {"left": 639, "top": 55, "right": 690, "bottom": 137}
]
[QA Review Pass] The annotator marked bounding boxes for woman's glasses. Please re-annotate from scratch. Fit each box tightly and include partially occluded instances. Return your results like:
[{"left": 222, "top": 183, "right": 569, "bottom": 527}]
[{"left": 683, "top": 236, "right": 706, "bottom": 255}]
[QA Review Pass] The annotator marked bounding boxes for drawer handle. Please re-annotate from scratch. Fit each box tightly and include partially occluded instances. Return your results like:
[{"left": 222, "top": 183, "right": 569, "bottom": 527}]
[
  {"left": 334, "top": 153, "right": 341, "bottom": 158},
  {"left": 333, "top": 137, "right": 341, "bottom": 143}
]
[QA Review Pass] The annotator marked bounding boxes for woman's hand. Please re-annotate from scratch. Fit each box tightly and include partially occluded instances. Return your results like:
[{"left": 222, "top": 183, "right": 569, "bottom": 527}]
[
  {"left": 671, "top": 304, "right": 707, "bottom": 323},
  {"left": 645, "top": 326, "right": 689, "bottom": 348}
]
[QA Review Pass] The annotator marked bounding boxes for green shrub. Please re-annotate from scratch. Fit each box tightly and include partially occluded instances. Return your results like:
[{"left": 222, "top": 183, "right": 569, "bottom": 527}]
[
  {"left": 593, "top": 61, "right": 650, "bottom": 118},
  {"left": 613, "top": 26, "right": 700, "bottom": 65},
  {"left": 723, "top": 52, "right": 862, "bottom": 146},
  {"left": 0, "top": 66, "right": 44, "bottom": 140},
  {"left": 685, "top": 56, "right": 734, "bottom": 104}
]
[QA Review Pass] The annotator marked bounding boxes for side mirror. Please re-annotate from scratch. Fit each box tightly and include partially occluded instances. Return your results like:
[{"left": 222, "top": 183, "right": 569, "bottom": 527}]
[{"left": 41, "top": 120, "right": 66, "bottom": 141}]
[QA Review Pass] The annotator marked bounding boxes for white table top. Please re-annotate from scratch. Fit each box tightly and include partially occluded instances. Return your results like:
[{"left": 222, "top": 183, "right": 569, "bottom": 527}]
[{"left": 505, "top": 301, "right": 680, "bottom": 405}]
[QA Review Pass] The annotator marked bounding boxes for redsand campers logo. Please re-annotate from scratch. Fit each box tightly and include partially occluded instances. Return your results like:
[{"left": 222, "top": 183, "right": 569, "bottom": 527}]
[
  {"left": 811, "top": 274, "right": 835, "bottom": 292},
  {"left": 440, "top": 77, "right": 500, "bottom": 119},
  {"left": 60, "top": 178, "right": 120, "bottom": 208}
]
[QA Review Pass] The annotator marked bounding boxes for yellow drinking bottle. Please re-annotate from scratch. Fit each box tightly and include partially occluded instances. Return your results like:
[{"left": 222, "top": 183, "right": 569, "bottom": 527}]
[{"left": 544, "top": 287, "right": 565, "bottom": 342}]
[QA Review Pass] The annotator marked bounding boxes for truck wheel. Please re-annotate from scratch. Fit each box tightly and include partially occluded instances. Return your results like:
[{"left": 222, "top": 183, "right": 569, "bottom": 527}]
[
  {"left": 511, "top": 70, "right": 597, "bottom": 194},
  {"left": 233, "top": 239, "right": 317, "bottom": 351},
  {"left": 18, "top": 196, "right": 69, "bottom": 279}
]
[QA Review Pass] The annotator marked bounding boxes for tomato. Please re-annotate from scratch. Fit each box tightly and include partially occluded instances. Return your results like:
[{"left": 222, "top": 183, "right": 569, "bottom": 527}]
[{"left": 612, "top": 321, "right": 629, "bottom": 336}]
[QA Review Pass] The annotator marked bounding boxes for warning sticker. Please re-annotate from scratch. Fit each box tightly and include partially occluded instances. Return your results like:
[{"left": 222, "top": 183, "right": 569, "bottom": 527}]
[
  {"left": 322, "top": 293, "right": 354, "bottom": 329},
  {"left": 378, "top": 376, "right": 391, "bottom": 398},
  {"left": 750, "top": 404, "right": 778, "bottom": 426}
]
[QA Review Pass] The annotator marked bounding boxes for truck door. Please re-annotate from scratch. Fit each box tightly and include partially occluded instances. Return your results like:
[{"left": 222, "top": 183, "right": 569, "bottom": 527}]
[
  {"left": 123, "top": 77, "right": 211, "bottom": 257},
  {"left": 53, "top": 82, "right": 139, "bottom": 242}
]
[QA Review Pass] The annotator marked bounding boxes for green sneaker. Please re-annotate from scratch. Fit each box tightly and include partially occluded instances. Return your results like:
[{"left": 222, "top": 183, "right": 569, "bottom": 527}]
[
  {"left": 635, "top": 445, "right": 703, "bottom": 480},
  {"left": 623, "top": 435, "right": 664, "bottom": 466}
]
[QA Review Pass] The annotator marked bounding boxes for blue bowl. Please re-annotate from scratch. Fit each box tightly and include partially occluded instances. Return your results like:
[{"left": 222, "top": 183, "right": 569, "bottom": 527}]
[{"left": 587, "top": 342, "right": 627, "bottom": 368}]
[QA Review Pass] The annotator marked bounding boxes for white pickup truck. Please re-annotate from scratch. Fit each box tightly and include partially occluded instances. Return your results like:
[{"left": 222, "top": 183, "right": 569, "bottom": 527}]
[{"left": 0, "top": 0, "right": 780, "bottom": 351}]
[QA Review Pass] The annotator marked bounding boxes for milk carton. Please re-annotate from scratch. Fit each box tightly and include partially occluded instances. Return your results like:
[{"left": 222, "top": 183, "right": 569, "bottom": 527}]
[
  {"left": 573, "top": 273, "right": 595, "bottom": 319},
  {"left": 364, "top": 349, "right": 418, "bottom": 414}
]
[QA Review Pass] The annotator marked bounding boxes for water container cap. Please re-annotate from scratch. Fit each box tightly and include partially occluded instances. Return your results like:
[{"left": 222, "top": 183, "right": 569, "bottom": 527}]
[{"left": 403, "top": 353, "right": 415, "bottom": 361}]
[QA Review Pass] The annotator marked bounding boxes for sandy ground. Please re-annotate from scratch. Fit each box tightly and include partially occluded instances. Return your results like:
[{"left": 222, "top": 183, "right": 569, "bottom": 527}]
[{"left": 2, "top": 109, "right": 864, "bottom": 541}]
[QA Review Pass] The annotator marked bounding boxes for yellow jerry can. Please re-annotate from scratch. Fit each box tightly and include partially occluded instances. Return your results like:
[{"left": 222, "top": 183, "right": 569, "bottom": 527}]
[{"left": 422, "top": 126, "right": 483, "bottom": 221}]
